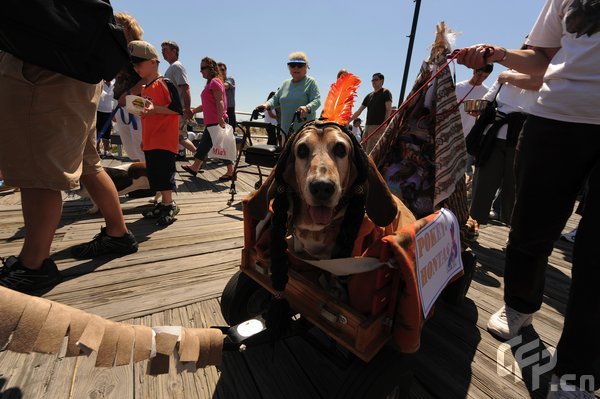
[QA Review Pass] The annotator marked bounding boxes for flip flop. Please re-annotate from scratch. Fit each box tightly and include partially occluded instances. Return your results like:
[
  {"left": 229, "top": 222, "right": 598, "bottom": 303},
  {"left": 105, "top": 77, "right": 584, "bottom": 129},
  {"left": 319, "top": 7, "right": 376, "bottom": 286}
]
[
  {"left": 218, "top": 174, "right": 233, "bottom": 181},
  {"left": 181, "top": 165, "right": 198, "bottom": 177}
]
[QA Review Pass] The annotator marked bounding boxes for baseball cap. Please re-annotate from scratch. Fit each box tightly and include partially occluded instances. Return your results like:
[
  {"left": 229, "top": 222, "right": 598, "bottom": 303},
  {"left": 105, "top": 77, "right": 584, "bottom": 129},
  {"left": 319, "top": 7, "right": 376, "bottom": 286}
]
[{"left": 128, "top": 40, "right": 159, "bottom": 63}]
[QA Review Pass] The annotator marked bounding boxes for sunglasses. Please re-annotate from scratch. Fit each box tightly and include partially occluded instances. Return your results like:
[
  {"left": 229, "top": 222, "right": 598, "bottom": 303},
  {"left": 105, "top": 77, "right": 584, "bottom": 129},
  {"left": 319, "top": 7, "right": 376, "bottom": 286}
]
[
  {"left": 288, "top": 62, "right": 305, "bottom": 69},
  {"left": 371, "top": 78, "right": 380, "bottom": 82},
  {"left": 200, "top": 66, "right": 209, "bottom": 70}
]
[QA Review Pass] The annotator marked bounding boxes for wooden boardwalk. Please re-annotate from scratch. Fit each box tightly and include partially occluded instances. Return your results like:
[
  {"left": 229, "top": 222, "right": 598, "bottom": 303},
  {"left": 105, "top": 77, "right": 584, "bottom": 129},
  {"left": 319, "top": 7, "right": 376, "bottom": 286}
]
[{"left": 0, "top": 156, "right": 594, "bottom": 399}]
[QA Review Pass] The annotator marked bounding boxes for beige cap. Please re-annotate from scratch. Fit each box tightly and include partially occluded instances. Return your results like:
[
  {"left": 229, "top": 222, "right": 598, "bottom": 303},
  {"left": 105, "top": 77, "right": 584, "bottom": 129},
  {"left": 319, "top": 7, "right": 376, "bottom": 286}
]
[{"left": 128, "top": 40, "right": 159, "bottom": 63}]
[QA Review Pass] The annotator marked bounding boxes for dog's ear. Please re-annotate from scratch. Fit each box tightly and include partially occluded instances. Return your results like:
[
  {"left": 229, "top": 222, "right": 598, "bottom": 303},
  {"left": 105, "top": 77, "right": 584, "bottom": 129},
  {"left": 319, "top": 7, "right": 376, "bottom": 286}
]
[
  {"left": 275, "top": 128, "right": 303, "bottom": 194},
  {"left": 246, "top": 131, "right": 298, "bottom": 219},
  {"left": 365, "top": 156, "right": 398, "bottom": 227},
  {"left": 245, "top": 170, "right": 279, "bottom": 220}
]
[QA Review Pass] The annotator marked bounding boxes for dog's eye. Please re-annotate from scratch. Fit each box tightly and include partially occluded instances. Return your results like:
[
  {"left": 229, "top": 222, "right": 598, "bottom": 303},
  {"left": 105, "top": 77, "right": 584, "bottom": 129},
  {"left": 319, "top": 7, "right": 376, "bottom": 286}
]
[
  {"left": 333, "top": 143, "right": 347, "bottom": 158},
  {"left": 297, "top": 143, "right": 309, "bottom": 159}
]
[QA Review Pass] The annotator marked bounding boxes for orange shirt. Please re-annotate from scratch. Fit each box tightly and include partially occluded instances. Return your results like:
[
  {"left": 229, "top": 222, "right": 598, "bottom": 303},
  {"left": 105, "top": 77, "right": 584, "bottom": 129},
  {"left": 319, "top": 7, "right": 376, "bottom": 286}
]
[{"left": 140, "top": 77, "right": 182, "bottom": 154}]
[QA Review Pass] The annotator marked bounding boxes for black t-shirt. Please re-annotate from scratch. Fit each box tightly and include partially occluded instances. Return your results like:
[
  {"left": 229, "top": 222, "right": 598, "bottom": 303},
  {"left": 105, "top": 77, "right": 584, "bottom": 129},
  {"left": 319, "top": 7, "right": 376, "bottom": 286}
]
[{"left": 362, "top": 88, "right": 392, "bottom": 125}]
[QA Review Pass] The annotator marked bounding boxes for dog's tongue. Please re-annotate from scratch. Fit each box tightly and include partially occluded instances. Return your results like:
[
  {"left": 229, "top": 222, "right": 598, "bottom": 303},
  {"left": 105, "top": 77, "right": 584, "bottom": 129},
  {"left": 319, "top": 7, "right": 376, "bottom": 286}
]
[{"left": 309, "top": 206, "right": 334, "bottom": 225}]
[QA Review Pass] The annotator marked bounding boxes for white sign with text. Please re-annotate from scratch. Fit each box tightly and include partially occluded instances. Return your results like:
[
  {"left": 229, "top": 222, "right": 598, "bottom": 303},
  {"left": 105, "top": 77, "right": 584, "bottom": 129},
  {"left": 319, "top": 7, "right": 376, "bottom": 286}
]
[{"left": 415, "top": 208, "right": 463, "bottom": 316}]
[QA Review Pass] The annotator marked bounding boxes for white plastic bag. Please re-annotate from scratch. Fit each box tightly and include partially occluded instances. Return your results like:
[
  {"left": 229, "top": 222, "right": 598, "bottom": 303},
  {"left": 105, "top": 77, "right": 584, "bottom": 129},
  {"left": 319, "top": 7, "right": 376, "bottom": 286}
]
[{"left": 207, "top": 124, "right": 237, "bottom": 162}]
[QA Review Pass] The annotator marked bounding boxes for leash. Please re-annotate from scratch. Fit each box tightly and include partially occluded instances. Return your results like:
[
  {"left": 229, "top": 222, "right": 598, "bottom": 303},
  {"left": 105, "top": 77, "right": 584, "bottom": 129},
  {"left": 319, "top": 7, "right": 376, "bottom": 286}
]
[{"left": 360, "top": 50, "right": 463, "bottom": 147}]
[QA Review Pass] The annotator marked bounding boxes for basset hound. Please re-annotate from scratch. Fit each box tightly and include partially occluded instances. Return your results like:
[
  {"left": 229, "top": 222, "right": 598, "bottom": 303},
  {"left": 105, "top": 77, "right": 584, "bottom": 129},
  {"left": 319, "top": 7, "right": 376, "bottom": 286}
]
[{"left": 246, "top": 120, "right": 415, "bottom": 262}]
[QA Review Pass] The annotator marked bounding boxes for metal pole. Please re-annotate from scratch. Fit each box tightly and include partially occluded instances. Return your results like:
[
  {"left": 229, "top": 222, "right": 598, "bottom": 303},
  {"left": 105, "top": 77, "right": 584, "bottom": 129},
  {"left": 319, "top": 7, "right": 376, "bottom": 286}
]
[{"left": 398, "top": 0, "right": 422, "bottom": 106}]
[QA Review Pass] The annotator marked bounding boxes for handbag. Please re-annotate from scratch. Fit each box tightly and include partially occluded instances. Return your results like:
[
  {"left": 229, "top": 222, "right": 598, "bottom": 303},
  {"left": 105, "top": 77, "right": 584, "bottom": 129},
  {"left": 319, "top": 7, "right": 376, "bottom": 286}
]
[
  {"left": 465, "top": 85, "right": 503, "bottom": 156},
  {"left": 207, "top": 124, "right": 237, "bottom": 162},
  {"left": 0, "top": 0, "right": 129, "bottom": 84}
]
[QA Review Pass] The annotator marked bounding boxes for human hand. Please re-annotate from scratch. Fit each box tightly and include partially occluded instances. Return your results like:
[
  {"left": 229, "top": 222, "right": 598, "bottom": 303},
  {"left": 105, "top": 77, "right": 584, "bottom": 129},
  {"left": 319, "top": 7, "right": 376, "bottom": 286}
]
[
  {"left": 218, "top": 117, "right": 225, "bottom": 128},
  {"left": 498, "top": 71, "right": 512, "bottom": 84},
  {"left": 256, "top": 104, "right": 268, "bottom": 112},
  {"left": 141, "top": 101, "right": 155, "bottom": 116},
  {"left": 456, "top": 44, "right": 504, "bottom": 69},
  {"left": 297, "top": 106, "right": 309, "bottom": 118},
  {"left": 184, "top": 108, "right": 194, "bottom": 120}
]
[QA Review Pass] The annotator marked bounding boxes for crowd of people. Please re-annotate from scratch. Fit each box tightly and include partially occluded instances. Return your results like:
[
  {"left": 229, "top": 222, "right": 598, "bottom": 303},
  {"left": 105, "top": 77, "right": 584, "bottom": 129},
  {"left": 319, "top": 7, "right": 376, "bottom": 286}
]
[{"left": 0, "top": 0, "right": 597, "bottom": 396}]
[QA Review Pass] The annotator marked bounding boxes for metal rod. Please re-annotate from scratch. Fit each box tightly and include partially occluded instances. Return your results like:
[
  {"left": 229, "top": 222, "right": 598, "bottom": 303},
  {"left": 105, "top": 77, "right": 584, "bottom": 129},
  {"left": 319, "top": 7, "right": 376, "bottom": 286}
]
[{"left": 398, "top": 0, "right": 422, "bottom": 106}]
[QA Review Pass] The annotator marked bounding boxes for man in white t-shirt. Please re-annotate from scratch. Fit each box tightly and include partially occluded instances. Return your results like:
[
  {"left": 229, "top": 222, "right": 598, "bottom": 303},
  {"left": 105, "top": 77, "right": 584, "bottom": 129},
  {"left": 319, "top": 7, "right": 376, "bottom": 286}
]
[
  {"left": 458, "top": 0, "right": 600, "bottom": 396},
  {"left": 456, "top": 64, "right": 493, "bottom": 178},
  {"left": 161, "top": 40, "right": 196, "bottom": 159},
  {"left": 455, "top": 64, "right": 493, "bottom": 138}
]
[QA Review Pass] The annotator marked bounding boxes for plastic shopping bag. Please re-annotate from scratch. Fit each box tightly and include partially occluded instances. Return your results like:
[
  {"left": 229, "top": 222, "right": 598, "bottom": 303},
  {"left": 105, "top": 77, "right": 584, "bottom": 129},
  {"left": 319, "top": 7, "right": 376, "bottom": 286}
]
[{"left": 207, "top": 124, "right": 237, "bottom": 162}]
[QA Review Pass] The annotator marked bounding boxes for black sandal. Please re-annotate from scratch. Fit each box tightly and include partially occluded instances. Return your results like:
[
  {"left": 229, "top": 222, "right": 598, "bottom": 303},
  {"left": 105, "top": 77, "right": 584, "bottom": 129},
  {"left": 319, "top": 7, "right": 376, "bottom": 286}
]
[
  {"left": 218, "top": 174, "right": 233, "bottom": 181},
  {"left": 182, "top": 165, "right": 199, "bottom": 177}
]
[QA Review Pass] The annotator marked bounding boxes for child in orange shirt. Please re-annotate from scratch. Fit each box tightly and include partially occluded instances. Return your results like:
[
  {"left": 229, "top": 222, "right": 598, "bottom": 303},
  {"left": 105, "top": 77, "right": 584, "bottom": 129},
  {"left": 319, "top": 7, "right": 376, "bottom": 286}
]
[{"left": 129, "top": 40, "right": 183, "bottom": 225}]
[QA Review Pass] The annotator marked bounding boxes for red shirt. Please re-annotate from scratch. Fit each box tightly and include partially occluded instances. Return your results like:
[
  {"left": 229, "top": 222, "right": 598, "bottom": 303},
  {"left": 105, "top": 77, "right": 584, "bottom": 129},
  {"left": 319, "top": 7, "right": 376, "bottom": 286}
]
[{"left": 141, "top": 77, "right": 182, "bottom": 154}]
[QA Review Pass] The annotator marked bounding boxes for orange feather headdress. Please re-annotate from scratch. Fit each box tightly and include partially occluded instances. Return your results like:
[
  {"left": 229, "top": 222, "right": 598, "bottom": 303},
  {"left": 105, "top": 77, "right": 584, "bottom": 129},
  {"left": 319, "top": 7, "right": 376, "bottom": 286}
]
[{"left": 321, "top": 72, "right": 361, "bottom": 126}]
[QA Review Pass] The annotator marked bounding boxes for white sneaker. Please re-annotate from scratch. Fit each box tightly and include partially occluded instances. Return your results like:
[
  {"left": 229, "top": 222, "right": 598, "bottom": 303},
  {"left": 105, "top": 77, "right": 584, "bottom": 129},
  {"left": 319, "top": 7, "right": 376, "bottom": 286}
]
[
  {"left": 546, "top": 374, "right": 595, "bottom": 398},
  {"left": 487, "top": 305, "right": 533, "bottom": 340}
]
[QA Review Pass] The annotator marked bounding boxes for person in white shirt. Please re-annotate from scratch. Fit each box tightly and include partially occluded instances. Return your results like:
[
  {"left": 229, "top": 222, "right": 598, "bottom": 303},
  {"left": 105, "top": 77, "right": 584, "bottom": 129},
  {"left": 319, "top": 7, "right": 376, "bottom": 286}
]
[
  {"left": 469, "top": 67, "right": 542, "bottom": 225},
  {"left": 455, "top": 64, "right": 493, "bottom": 179},
  {"left": 96, "top": 80, "right": 116, "bottom": 157},
  {"left": 456, "top": 64, "right": 493, "bottom": 137},
  {"left": 351, "top": 118, "right": 363, "bottom": 141},
  {"left": 458, "top": 1, "right": 600, "bottom": 396}
]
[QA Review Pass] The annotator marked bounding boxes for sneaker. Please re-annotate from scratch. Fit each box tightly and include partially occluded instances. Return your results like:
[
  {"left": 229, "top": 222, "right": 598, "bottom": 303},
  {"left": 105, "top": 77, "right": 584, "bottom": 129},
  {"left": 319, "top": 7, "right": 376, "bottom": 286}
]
[
  {"left": 70, "top": 227, "right": 138, "bottom": 259},
  {"left": 142, "top": 203, "right": 163, "bottom": 219},
  {"left": 547, "top": 374, "right": 595, "bottom": 398},
  {"left": 156, "top": 203, "right": 180, "bottom": 226},
  {"left": 489, "top": 210, "right": 499, "bottom": 220},
  {"left": 487, "top": 304, "right": 534, "bottom": 340},
  {"left": 0, "top": 256, "right": 62, "bottom": 293},
  {"left": 560, "top": 229, "right": 577, "bottom": 243}
]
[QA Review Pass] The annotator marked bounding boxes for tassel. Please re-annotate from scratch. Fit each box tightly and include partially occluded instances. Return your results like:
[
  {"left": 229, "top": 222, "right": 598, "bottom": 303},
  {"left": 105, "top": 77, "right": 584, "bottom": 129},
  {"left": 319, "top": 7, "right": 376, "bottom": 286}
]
[{"left": 321, "top": 73, "right": 361, "bottom": 126}]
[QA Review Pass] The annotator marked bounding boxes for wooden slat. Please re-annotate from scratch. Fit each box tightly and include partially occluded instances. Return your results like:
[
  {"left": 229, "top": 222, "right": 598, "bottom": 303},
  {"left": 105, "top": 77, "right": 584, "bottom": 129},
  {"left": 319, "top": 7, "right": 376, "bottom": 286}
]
[{"left": 2, "top": 158, "right": 596, "bottom": 399}]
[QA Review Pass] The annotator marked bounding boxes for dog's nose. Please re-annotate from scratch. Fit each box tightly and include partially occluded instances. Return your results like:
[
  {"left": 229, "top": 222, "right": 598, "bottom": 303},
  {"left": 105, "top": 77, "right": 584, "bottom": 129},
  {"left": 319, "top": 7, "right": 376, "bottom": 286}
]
[{"left": 309, "top": 180, "right": 335, "bottom": 202}]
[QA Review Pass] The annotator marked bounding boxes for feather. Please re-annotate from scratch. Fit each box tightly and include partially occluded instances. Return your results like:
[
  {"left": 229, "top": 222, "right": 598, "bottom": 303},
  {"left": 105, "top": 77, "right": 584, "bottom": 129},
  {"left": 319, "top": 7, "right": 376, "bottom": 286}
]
[{"left": 321, "top": 72, "right": 361, "bottom": 125}]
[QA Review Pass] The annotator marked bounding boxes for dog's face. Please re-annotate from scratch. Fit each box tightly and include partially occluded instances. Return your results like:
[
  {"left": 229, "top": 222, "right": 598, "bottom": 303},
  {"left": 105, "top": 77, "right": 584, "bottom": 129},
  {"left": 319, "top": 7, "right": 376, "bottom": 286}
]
[{"left": 289, "top": 124, "right": 356, "bottom": 225}]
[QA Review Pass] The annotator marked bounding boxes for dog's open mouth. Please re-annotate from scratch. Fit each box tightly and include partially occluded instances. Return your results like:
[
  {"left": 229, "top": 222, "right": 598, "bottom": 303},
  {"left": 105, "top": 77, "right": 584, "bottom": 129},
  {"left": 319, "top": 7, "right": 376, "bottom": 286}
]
[{"left": 308, "top": 205, "right": 335, "bottom": 225}]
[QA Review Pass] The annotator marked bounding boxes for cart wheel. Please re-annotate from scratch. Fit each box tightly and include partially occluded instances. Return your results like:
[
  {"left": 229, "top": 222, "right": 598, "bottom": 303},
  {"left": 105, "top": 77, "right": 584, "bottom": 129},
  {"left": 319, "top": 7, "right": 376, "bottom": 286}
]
[
  {"left": 254, "top": 181, "right": 262, "bottom": 190},
  {"left": 221, "top": 271, "right": 271, "bottom": 325},
  {"left": 334, "top": 346, "right": 413, "bottom": 399},
  {"left": 441, "top": 250, "right": 476, "bottom": 305}
]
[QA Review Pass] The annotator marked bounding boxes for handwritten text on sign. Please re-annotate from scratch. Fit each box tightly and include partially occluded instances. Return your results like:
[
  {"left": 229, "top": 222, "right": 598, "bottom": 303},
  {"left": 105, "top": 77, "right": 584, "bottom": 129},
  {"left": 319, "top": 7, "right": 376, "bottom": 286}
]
[{"left": 415, "top": 208, "right": 463, "bottom": 316}]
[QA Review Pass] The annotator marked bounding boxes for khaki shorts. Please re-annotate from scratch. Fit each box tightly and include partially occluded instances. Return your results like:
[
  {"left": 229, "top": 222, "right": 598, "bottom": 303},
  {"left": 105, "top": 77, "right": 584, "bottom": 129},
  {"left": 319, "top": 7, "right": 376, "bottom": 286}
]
[
  {"left": 0, "top": 53, "right": 102, "bottom": 191},
  {"left": 363, "top": 124, "right": 384, "bottom": 154}
]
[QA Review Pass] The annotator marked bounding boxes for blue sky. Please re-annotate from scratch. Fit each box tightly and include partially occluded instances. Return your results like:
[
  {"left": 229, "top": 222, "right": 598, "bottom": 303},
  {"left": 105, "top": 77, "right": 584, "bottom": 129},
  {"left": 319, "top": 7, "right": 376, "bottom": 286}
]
[{"left": 112, "top": 0, "right": 545, "bottom": 117}]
